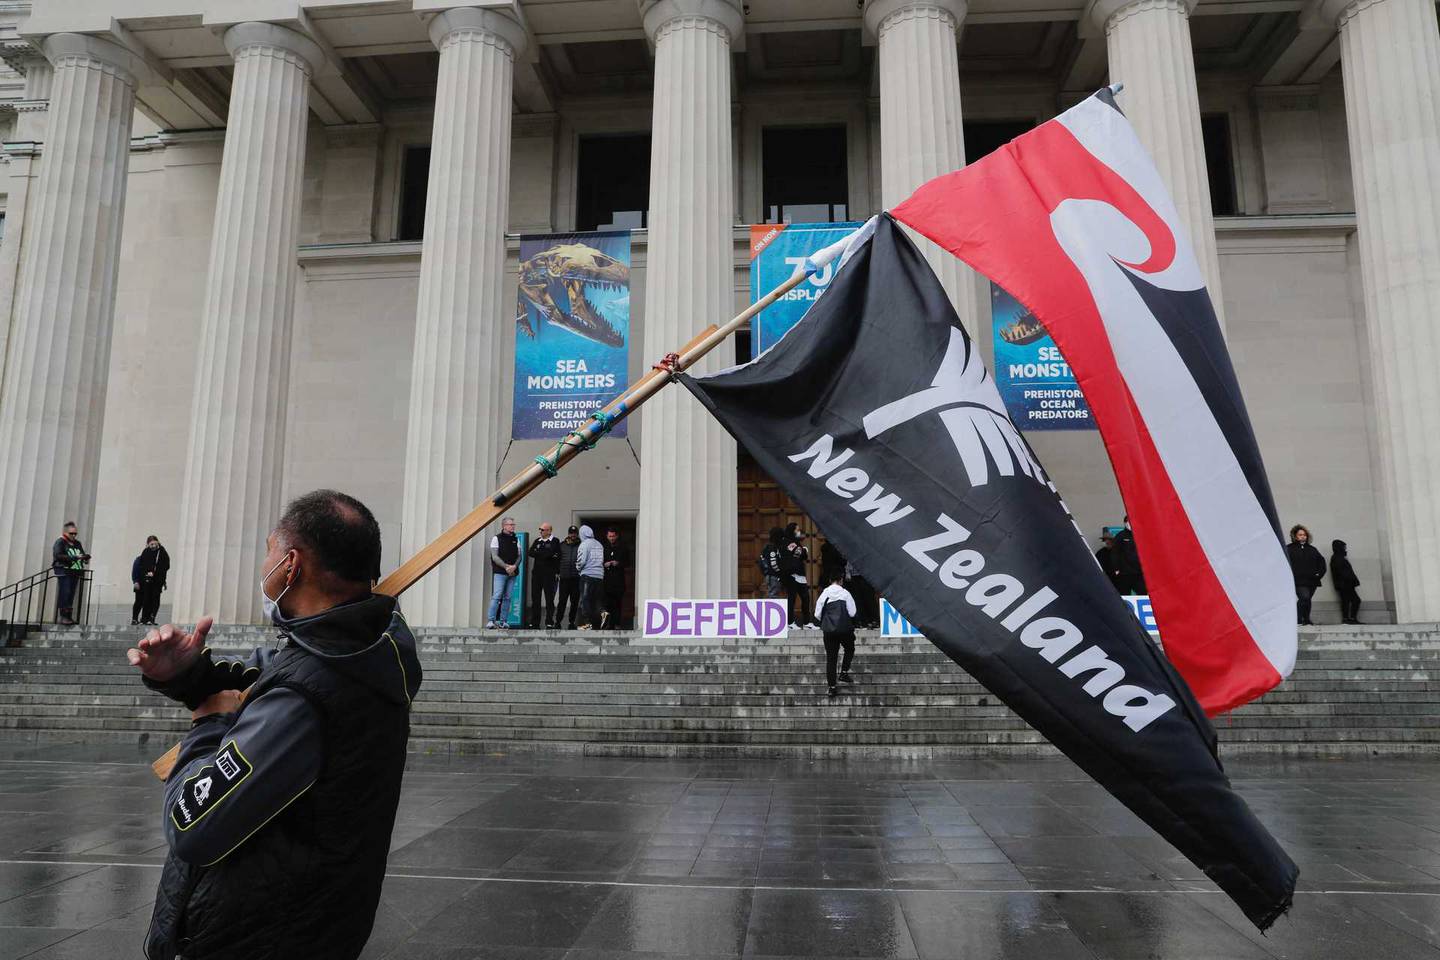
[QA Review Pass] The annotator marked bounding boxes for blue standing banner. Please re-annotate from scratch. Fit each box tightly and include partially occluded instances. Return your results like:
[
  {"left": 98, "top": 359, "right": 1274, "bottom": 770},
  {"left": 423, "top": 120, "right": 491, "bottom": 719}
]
[
  {"left": 991, "top": 281, "right": 1093, "bottom": 430},
  {"left": 749, "top": 222, "right": 863, "bottom": 354},
  {"left": 513, "top": 231, "right": 631, "bottom": 439}
]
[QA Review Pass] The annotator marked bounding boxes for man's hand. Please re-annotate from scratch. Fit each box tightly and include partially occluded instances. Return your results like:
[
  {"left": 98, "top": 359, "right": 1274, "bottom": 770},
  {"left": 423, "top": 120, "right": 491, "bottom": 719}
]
[
  {"left": 506, "top": 564, "right": 517, "bottom": 576},
  {"left": 191, "top": 688, "right": 244, "bottom": 721},
  {"left": 126, "top": 617, "right": 213, "bottom": 682}
]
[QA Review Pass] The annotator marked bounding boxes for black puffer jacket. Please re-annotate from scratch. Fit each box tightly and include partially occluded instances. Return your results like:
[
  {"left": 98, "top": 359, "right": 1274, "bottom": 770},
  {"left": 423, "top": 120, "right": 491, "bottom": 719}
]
[
  {"left": 1286, "top": 540, "right": 1326, "bottom": 588},
  {"left": 145, "top": 595, "right": 422, "bottom": 960}
]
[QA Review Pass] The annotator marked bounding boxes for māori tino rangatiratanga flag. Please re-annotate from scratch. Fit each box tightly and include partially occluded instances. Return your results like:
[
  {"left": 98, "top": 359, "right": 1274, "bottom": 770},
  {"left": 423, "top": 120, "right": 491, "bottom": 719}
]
[
  {"left": 891, "top": 87, "right": 1296, "bottom": 717},
  {"left": 679, "top": 213, "right": 1296, "bottom": 930}
]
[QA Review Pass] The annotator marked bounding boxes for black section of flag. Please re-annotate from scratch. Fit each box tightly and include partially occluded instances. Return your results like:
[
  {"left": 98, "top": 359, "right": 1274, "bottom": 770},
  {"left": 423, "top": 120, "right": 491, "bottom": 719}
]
[{"left": 679, "top": 214, "right": 1296, "bottom": 929}]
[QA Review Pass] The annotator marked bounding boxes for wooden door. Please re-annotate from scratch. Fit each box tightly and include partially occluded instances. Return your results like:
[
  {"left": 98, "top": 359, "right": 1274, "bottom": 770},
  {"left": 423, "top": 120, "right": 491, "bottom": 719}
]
[{"left": 737, "top": 449, "right": 821, "bottom": 596}]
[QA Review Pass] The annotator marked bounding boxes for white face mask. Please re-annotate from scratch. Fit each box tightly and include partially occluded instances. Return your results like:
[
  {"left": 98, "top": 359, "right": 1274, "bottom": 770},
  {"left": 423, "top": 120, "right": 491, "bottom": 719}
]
[{"left": 260, "top": 554, "right": 293, "bottom": 625}]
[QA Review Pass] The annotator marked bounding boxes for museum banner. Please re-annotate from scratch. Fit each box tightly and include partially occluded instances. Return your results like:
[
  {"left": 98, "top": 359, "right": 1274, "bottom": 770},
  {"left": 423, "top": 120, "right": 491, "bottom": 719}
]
[
  {"left": 680, "top": 214, "right": 1296, "bottom": 930},
  {"left": 991, "top": 281, "right": 1093, "bottom": 429},
  {"left": 512, "top": 231, "right": 631, "bottom": 439},
  {"left": 749, "top": 222, "right": 863, "bottom": 354}
]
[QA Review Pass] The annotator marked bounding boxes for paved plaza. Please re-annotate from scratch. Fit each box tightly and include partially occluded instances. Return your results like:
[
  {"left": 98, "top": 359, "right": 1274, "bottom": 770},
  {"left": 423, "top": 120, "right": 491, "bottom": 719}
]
[{"left": 3, "top": 742, "right": 1440, "bottom": 958}]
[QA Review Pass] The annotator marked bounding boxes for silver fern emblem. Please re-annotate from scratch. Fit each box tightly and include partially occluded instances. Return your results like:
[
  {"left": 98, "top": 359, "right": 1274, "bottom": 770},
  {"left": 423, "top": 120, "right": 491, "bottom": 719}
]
[{"left": 862, "top": 327, "right": 1049, "bottom": 489}]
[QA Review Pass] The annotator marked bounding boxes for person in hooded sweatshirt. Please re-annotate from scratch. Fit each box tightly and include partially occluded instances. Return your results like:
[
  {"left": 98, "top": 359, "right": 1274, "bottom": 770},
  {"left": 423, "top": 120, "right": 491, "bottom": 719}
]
[
  {"left": 1330, "top": 539, "right": 1362, "bottom": 625},
  {"left": 126, "top": 489, "right": 422, "bottom": 960},
  {"left": 575, "top": 524, "right": 605, "bottom": 630},
  {"left": 1285, "top": 523, "right": 1327, "bottom": 625}
]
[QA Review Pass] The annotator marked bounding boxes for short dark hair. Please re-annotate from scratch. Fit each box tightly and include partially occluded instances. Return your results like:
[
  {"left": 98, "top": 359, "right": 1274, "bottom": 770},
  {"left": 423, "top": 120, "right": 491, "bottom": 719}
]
[
  {"left": 63, "top": 521, "right": 76, "bottom": 529},
  {"left": 276, "top": 489, "right": 382, "bottom": 584}
]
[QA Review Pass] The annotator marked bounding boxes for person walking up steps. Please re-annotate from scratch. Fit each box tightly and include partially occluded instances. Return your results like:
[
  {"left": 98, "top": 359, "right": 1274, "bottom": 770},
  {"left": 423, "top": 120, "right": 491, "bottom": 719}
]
[{"left": 815, "top": 572, "right": 857, "bottom": 698}]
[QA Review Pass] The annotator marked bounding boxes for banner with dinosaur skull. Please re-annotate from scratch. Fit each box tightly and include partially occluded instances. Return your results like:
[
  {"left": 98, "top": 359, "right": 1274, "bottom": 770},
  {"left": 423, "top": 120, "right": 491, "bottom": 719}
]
[{"left": 513, "top": 231, "right": 631, "bottom": 439}]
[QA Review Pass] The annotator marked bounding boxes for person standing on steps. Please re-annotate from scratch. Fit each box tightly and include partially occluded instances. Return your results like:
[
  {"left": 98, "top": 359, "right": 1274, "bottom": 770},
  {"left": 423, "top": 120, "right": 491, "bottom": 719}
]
[
  {"left": 51, "top": 521, "right": 90, "bottom": 626},
  {"left": 485, "top": 517, "right": 520, "bottom": 629},
  {"left": 601, "top": 528, "right": 629, "bottom": 629},
  {"left": 1286, "top": 524, "right": 1326, "bottom": 626},
  {"left": 528, "top": 522, "right": 561, "bottom": 628},
  {"left": 555, "top": 525, "right": 582, "bottom": 629},
  {"left": 1330, "top": 539, "right": 1362, "bottom": 625},
  {"left": 784, "top": 522, "right": 815, "bottom": 629},
  {"left": 132, "top": 535, "right": 171, "bottom": 625},
  {"left": 575, "top": 524, "right": 604, "bottom": 630},
  {"left": 1111, "top": 516, "right": 1145, "bottom": 595},
  {"left": 815, "top": 572, "right": 857, "bottom": 698},
  {"left": 760, "top": 527, "right": 787, "bottom": 600}
]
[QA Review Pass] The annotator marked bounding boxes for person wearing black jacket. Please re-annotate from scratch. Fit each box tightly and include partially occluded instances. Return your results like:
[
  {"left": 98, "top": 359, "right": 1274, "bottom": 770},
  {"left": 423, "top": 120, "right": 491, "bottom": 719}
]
[
  {"left": 1111, "top": 516, "right": 1145, "bottom": 595},
  {"left": 131, "top": 535, "right": 171, "bottom": 625},
  {"left": 1095, "top": 532, "right": 1124, "bottom": 593},
  {"left": 51, "top": 521, "right": 90, "bottom": 625},
  {"left": 760, "top": 528, "right": 787, "bottom": 599},
  {"left": 127, "top": 489, "right": 422, "bottom": 960},
  {"left": 785, "top": 522, "right": 816, "bottom": 629},
  {"left": 528, "top": 523, "right": 561, "bottom": 628},
  {"left": 1330, "top": 539, "right": 1362, "bottom": 624},
  {"left": 1286, "top": 524, "right": 1326, "bottom": 625},
  {"left": 555, "top": 526, "right": 582, "bottom": 629},
  {"left": 601, "top": 528, "right": 629, "bottom": 629}
]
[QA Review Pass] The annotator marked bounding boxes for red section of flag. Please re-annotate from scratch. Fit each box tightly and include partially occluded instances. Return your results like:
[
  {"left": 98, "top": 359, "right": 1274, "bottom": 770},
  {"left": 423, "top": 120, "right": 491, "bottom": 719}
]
[{"left": 891, "top": 118, "right": 1280, "bottom": 715}]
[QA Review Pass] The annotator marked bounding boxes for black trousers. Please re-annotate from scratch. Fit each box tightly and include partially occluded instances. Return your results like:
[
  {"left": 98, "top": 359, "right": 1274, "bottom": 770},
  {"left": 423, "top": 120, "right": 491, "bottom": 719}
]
[
  {"left": 1338, "top": 586, "right": 1361, "bottom": 623},
  {"left": 603, "top": 580, "right": 624, "bottom": 628},
  {"left": 555, "top": 578, "right": 580, "bottom": 627},
  {"left": 133, "top": 581, "right": 163, "bottom": 623},
  {"left": 530, "top": 571, "right": 558, "bottom": 626},
  {"left": 1296, "top": 584, "right": 1317, "bottom": 624},
  {"left": 823, "top": 631, "right": 855, "bottom": 687}
]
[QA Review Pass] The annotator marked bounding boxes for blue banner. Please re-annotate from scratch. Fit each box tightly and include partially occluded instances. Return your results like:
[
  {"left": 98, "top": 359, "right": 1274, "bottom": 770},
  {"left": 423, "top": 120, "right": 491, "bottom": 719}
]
[
  {"left": 749, "top": 222, "right": 862, "bottom": 354},
  {"left": 991, "top": 281, "right": 1093, "bottom": 430},
  {"left": 513, "top": 231, "right": 631, "bottom": 439}
]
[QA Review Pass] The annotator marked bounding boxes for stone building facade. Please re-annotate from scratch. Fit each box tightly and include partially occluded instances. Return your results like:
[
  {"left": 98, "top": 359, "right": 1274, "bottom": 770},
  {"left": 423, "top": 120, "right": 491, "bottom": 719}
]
[{"left": 0, "top": 0, "right": 1435, "bottom": 626}]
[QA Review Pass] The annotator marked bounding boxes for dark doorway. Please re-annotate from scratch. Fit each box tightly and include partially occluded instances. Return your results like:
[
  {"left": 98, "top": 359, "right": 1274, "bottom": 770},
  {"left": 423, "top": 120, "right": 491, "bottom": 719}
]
[
  {"left": 963, "top": 119, "right": 1034, "bottom": 165},
  {"left": 1201, "top": 113, "right": 1238, "bottom": 216},
  {"left": 577, "top": 514, "right": 636, "bottom": 629}
]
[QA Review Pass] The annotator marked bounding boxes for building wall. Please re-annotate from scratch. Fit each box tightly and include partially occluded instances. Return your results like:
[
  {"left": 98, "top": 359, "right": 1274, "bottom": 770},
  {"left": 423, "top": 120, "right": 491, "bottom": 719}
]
[{"left": 68, "top": 72, "right": 1391, "bottom": 622}]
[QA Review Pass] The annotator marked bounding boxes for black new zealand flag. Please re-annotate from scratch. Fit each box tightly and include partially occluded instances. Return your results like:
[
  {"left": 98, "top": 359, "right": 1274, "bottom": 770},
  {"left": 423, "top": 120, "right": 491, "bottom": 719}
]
[{"left": 680, "top": 214, "right": 1296, "bottom": 929}]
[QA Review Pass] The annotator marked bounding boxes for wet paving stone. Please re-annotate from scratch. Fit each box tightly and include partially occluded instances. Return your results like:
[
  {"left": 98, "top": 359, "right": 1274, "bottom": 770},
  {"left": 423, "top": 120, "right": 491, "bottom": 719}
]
[{"left": 4, "top": 745, "right": 1440, "bottom": 957}]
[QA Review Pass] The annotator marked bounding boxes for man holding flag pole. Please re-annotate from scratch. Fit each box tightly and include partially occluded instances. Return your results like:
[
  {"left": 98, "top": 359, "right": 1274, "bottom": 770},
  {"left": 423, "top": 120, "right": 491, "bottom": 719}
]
[{"left": 138, "top": 85, "right": 1297, "bottom": 943}]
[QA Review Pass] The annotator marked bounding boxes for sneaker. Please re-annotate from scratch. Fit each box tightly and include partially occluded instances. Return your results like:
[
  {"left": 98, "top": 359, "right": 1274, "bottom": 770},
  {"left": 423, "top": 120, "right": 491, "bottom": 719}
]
[
  {"left": 485, "top": 621, "right": 498, "bottom": 629},
  {"left": 578, "top": 623, "right": 592, "bottom": 630},
  {"left": 130, "top": 619, "right": 138, "bottom": 625},
  {"left": 828, "top": 686, "right": 839, "bottom": 698},
  {"left": 838, "top": 672, "right": 854, "bottom": 684}
]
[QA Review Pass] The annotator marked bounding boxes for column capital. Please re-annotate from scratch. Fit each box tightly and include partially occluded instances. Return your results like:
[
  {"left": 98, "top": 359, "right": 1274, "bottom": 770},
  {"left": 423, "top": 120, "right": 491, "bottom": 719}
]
[
  {"left": 1312, "top": 0, "right": 1384, "bottom": 30},
  {"left": 1082, "top": 0, "right": 1196, "bottom": 38},
  {"left": 40, "top": 33, "right": 146, "bottom": 87},
  {"left": 638, "top": 0, "right": 744, "bottom": 46},
  {"left": 863, "top": 0, "right": 968, "bottom": 41},
  {"left": 426, "top": 6, "right": 528, "bottom": 58},
  {"left": 222, "top": 22, "right": 327, "bottom": 77}
]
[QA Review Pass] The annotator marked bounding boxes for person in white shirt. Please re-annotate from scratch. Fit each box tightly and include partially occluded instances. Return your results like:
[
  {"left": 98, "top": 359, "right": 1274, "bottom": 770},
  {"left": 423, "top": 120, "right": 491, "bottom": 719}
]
[{"left": 814, "top": 574, "right": 858, "bottom": 698}]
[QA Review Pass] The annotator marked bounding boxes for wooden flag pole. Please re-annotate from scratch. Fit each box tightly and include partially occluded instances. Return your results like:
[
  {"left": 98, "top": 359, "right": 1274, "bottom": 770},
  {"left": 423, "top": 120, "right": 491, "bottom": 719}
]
[{"left": 150, "top": 267, "right": 815, "bottom": 780}]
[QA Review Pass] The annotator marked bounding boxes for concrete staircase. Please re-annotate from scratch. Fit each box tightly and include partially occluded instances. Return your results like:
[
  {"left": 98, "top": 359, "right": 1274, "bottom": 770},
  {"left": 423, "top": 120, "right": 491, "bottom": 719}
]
[{"left": 1, "top": 623, "right": 1438, "bottom": 759}]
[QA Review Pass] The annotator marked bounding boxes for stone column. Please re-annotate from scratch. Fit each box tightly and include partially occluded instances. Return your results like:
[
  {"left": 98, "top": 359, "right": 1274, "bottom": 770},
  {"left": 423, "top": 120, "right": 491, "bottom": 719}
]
[
  {"left": 1326, "top": 0, "right": 1440, "bottom": 621},
  {"left": 864, "top": 0, "right": 978, "bottom": 331},
  {"left": 173, "top": 24, "right": 324, "bottom": 621},
  {"left": 398, "top": 8, "right": 526, "bottom": 626},
  {"left": 1092, "top": 0, "right": 1226, "bottom": 325},
  {"left": 0, "top": 35, "right": 141, "bottom": 585},
  {"left": 634, "top": 0, "right": 742, "bottom": 603}
]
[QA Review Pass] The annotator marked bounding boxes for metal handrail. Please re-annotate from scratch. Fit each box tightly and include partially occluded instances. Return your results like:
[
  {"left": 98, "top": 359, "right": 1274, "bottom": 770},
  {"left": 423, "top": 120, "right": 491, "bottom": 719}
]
[{"left": 1, "top": 567, "right": 93, "bottom": 646}]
